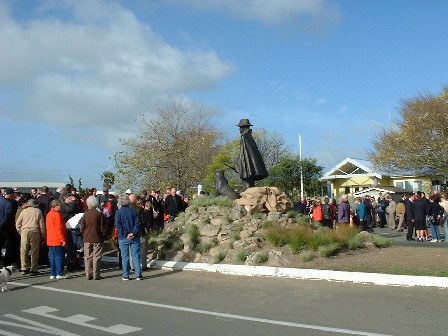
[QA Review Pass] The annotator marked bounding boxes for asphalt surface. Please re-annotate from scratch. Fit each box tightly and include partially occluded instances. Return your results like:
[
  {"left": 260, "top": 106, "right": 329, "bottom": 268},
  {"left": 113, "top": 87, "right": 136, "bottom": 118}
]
[{"left": 2, "top": 264, "right": 448, "bottom": 336}]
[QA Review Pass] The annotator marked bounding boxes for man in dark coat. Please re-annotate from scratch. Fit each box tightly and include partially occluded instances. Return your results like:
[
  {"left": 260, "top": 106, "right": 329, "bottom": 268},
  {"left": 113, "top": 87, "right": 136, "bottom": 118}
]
[
  {"left": 404, "top": 192, "right": 415, "bottom": 241},
  {"left": 164, "top": 188, "right": 185, "bottom": 222},
  {"left": 235, "top": 119, "right": 269, "bottom": 191},
  {"left": 37, "top": 186, "right": 53, "bottom": 219},
  {"left": 0, "top": 188, "right": 19, "bottom": 267}
]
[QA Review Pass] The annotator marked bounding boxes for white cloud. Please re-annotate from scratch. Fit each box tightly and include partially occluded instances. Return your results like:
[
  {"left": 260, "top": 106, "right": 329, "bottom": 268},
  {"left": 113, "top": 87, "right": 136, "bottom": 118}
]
[
  {"left": 0, "top": 0, "right": 234, "bottom": 146},
  {"left": 174, "top": 0, "right": 341, "bottom": 31},
  {"left": 314, "top": 98, "right": 327, "bottom": 106}
]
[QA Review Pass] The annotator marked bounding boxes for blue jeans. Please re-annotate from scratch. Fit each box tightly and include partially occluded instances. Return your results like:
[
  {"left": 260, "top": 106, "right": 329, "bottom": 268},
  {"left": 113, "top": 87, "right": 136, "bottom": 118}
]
[
  {"left": 444, "top": 215, "right": 448, "bottom": 242},
  {"left": 430, "top": 220, "right": 441, "bottom": 241},
  {"left": 118, "top": 237, "right": 141, "bottom": 278},
  {"left": 49, "top": 246, "right": 65, "bottom": 276}
]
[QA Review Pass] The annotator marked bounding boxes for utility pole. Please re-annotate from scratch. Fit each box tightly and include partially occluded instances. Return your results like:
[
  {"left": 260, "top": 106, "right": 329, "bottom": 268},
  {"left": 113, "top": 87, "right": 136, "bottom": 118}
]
[{"left": 299, "top": 133, "right": 304, "bottom": 199}]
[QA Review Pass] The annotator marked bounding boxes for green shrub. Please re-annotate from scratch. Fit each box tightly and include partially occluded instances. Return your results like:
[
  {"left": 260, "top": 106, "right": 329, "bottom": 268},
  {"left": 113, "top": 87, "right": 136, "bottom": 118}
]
[
  {"left": 264, "top": 225, "right": 289, "bottom": 247},
  {"left": 172, "top": 240, "right": 184, "bottom": 251},
  {"left": 254, "top": 252, "right": 269, "bottom": 264},
  {"left": 162, "top": 239, "right": 174, "bottom": 249},
  {"left": 157, "top": 250, "right": 166, "bottom": 260},
  {"left": 286, "top": 210, "right": 299, "bottom": 218},
  {"left": 185, "top": 223, "right": 200, "bottom": 246},
  {"left": 347, "top": 235, "right": 366, "bottom": 250},
  {"left": 252, "top": 212, "right": 263, "bottom": 220},
  {"left": 289, "top": 225, "right": 312, "bottom": 253},
  {"left": 237, "top": 249, "right": 251, "bottom": 262},
  {"left": 147, "top": 239, "right": 158, "bottom": 251},
  {"left": 307, "top": 228, "right": 335, "bottom": 251},
  {"left": 198, "top": 238, "right": 217, "bottom": 254},
  {"left": 318, "top": 243, "right": 342, "bottom": 258},
  {"left": 213, "top": 250, "right": 228, "bottom": 263},
  {"left": 295, "top": 213, "right": 310, "bottom": 225},
  {"left": 199, "top": 218, "right": 211, "bottom": 226},
  {"left": 232, "top": 225, "right": 243, "bottom": 241},
  {"left": 372, "top": 235, "right": 394, "bottom": 248}
]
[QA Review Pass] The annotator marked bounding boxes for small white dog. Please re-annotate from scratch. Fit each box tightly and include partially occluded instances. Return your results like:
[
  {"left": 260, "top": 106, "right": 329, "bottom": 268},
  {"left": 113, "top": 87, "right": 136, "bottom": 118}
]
[{"left": 0, "top": 266, "right": 16, "bottom": 292}]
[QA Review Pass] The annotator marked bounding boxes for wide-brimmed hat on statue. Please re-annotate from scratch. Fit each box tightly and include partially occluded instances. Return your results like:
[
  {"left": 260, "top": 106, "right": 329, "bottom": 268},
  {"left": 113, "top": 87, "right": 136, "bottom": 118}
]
[{"left": 236, "top": 119, "right": 253, "bottom": 127}]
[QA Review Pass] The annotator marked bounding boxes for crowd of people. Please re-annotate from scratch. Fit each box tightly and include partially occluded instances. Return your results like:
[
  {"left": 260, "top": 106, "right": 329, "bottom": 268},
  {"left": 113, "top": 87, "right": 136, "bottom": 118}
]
[
  {"left": 292, "top": 191, "right": 448, "bottom": 242},
  {"left": 2, "top": 184, "right": 447, "bottom": 281},
  {"left": 0, "top": 185, "right": 188, "bottom": 281}
]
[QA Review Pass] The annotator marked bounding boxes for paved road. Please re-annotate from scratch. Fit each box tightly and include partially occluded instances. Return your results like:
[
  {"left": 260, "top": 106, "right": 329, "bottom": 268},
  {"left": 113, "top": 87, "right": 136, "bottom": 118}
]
[
  {"left": 375, "top": 225, "right": 448, "bottom": 248},
  {"left": 1, "top": 264, "right": 446, "bottom": 336}
]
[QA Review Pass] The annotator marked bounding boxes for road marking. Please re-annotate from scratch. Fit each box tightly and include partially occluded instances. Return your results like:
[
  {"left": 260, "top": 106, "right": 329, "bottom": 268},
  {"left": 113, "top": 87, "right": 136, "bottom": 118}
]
[
  {"left": 22, "top": 306, "right": 141, "bottom": 335},
  {"left": 11, "top": 281, "right": 393, "bottom": 336},
  {"left": 3, "top": 314, "right": 80, "bottom": 336}
]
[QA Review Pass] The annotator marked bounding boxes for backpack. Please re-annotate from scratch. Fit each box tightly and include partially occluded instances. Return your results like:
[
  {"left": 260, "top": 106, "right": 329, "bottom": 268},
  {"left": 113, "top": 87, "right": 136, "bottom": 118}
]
[{"left": 322, "top": 203, "right": 333, "bottom": 219}]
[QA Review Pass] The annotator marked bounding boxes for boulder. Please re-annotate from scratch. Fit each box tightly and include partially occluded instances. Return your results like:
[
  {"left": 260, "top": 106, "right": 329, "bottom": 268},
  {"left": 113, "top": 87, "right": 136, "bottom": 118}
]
[
  {"left": 200, "top": 224, "right": 221, "bottom": 237},
  {"left": 234, "top": 187, "right": 291, "bottom": 214}
]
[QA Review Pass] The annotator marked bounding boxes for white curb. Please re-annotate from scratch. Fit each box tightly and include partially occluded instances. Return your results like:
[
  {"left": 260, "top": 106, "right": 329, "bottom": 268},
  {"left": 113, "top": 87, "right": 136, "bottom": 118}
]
[{"left": 102, "top": 256, "right": 448, "bottom": 288}]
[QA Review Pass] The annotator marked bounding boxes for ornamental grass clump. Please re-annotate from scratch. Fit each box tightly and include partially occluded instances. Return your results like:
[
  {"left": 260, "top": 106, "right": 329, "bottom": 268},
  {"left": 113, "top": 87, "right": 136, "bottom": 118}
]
[
  {"left": 307, "top": 227, "right": 335, "bottom": 251},
  {"left": 254, "top": 251, "right": 269, "bottom": 264},
  {"left": 237, "top": 249, "right": 251, "bottom": 262},
  {"left": 213, "top": 250, "right": 228, "bottom": 263},
  {"left": 372, "top": 235, "right": 394, "bottom": 248},
  {"left": 198, "top": 241, "right": 213, "bottom": 254},
  {"left": 185, "top": 223, "right": 200, "bottom": 246},
  {"left": 232, "top": 225, "right": 243, "bottom": 241},
  {"left": 264, "top": 225, "right": 289, "bottom": 247},
  {"left": 289, "top": 225, "right": 313, "bottom": 253},
  {"left": 333, "top": 226, "right": 360, "bottom": 248},
  {"left": 172, "top": 240, "right": 184, "bottom": 251},
  {"left": 198, "top": 238, "right": 218, "bottom": 254},
  {"left": 347, "top": 235, "right": 366, "bottom": 250},
  {"left": 318, "top": 242, "right": 343, "bottom": 258},
  {"left": 295, "top": 213, "right": 310, "bottom": 225}
]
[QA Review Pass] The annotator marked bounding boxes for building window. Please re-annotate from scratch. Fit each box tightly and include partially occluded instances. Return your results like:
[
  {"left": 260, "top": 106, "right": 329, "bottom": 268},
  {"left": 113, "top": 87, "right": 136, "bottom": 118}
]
[
  {"left": 345, "top": 187, "right": 350, "bottom": 194},
  {"left": 415, "top": 181, "right": 423, "bottom": 191},
  {"left": 354, "top": 187, "right": 360, "bottom": 192},
  {"left": 404, "top": 181, "right": 413, "bottom": 190},
  {"left": 395, "top": 180, "right": 423, "bottom": 192}
]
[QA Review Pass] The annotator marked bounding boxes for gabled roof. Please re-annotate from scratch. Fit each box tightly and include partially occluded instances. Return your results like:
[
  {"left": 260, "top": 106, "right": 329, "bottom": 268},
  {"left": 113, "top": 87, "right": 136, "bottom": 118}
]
[
  {"left": 353, "top": 186, "right": 409, "bottom": 196},
  {"left": 320, "top": 158, "right": 384, "bottom": 181}
]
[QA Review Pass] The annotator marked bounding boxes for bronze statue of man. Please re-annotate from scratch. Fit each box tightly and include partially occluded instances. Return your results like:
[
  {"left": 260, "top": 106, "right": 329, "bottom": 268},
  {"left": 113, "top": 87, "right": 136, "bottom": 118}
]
[{"left": 235, "top": 119, "right": 269, "bottom": 192}]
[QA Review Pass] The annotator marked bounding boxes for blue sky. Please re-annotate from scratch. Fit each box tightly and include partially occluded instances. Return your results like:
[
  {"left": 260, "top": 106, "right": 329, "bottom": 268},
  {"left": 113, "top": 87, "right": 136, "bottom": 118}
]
[{"left": 1, "top": 0, "right": 447, "bottom": 189}]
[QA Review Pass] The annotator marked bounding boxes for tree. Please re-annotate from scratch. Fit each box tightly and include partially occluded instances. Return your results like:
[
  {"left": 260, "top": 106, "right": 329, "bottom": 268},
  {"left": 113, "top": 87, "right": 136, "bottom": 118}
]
[
  {"left": 251, "top": 129, "right": 293, "bottom": 168},
  {"left": 115, "top": 96, "right": 223, "bottom": 194},
  {"left": 101, "top": 171, "right": 115, "bottom": 190},
  {"left": 370, "top": 86, "right": 448, "bottom": 175},
  {"left": 202, "top": 129, "right": 292, "bottom": 193},
  {"left": 260, "top": 157, "right": 323, "bottom": 200}
]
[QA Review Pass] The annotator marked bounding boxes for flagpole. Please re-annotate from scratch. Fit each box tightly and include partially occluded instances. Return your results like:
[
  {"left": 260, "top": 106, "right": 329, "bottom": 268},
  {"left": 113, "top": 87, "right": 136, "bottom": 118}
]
[{"left": 299, "top": 133, "right": 304, "bottom": 199}]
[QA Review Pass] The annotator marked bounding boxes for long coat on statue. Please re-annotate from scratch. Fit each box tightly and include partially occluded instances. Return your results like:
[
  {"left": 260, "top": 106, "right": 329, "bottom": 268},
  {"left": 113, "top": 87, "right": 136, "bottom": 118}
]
[{"left": 235, "top": 128, "right": 269, "bottom": 181}]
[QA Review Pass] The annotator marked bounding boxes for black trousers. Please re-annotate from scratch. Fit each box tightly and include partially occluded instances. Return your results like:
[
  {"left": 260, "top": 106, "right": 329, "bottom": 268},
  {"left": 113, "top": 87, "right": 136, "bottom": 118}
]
[
  {"left": 406, "top": 219, "right": 415, "bottom": 240},
  {"left": 0, "top": 229, "right": 21, "bottom": 267}
]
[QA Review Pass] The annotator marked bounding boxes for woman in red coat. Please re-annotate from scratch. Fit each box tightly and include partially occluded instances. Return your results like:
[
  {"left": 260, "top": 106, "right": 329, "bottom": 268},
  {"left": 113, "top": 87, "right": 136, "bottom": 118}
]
[
  {"left": 312, "top": 199, "right": 323, "bottom": 224},
  {"left": 46, "top": 200, "right": 67, "bottom": 280}
]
